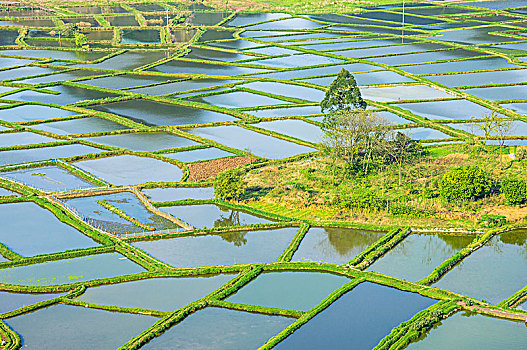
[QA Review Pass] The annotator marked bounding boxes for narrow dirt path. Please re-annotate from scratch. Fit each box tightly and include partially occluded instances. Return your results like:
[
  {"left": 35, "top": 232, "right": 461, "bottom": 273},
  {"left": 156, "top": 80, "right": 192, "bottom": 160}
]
[{"left": 459, "top": 301, "right": 527, "bottom": 323}]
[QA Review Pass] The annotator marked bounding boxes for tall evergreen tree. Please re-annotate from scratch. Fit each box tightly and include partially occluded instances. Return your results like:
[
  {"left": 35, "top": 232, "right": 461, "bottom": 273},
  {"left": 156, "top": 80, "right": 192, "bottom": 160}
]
[{"left": 320, "top": 68, "right": 367, "bottom": 112}]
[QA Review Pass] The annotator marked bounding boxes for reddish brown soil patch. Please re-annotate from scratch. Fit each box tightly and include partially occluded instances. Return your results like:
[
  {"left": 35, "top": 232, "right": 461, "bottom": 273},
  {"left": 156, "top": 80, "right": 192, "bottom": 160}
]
[
  {"left": 0, "top": 330, "right": 9, "bottom": 350},
  {"left": 188, "top": 156, "right": 257, "bottom": 181}
]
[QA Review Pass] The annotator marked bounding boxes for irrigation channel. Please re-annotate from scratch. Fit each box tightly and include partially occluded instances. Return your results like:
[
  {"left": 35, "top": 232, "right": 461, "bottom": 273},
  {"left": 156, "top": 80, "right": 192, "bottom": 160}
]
[{"left": 0, "top": 0, "right": 527, "bottom": 349}]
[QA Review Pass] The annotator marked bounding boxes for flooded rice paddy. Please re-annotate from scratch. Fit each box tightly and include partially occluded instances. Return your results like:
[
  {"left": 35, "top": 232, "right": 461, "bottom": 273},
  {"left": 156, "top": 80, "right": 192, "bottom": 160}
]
[{"left": 0, "top": 1, "right": 526, "bottom": 349}]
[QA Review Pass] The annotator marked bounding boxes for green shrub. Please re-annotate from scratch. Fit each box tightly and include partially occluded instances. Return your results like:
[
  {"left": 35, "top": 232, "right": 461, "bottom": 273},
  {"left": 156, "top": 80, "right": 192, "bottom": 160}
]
[
  {"left": 439, "top": 166, "right": 492, "bottom": 202},
  {"left": 389, "top": 204, "right": 429, "bottom": 218},
  {"left": 478, "top": 214, "right": 507, "bottom": 228},
  {"left": 338, "top": 187, "right": 384, "bottom": 210},
  {"left": 214, "top": 168, "right": 247, "bottom": 201},
  {"left": 501, "top": 178, "right": 527, "bottom": 205}
]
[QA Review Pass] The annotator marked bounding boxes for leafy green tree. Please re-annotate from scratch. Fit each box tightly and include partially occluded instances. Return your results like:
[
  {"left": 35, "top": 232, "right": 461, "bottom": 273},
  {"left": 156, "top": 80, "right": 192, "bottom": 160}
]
[
  {"left": 321, "top": 109, "right": 388, "bottom": 182},
  {"left": 320, "top": 68, "right": 366, "bottom": 112},
  {"left": 74, "top": 32, "right": 88, "bottom": 47},
  {"left": 214, "top": 168, "right": 247, "bottom": 201},
  {"left": 379, "top": 131, "right": 423, "bottom": 186},
  {"left": 439, "top": 165, "right": 492, "bottom": 202},
  {"left": 501, "top": 177, "right": 527, "bottom": 205}
]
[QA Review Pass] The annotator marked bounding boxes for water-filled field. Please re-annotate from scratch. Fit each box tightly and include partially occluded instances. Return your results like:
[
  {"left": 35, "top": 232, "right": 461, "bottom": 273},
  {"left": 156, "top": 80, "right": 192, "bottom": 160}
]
[{"left": 0, "top": 0, "right": 526, "bottom": 349}]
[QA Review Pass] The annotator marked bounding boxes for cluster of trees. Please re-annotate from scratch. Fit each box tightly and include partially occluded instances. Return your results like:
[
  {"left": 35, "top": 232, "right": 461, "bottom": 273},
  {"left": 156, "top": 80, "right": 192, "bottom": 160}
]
[
  {"left": 49, "top": 23, "right": 88, "bottom": 48},
  {"left": 320, "top": 68, "right": 423, "bottom": 185},
  {"left": 439, "top": 165, "right": 527, "bottom": 205}
]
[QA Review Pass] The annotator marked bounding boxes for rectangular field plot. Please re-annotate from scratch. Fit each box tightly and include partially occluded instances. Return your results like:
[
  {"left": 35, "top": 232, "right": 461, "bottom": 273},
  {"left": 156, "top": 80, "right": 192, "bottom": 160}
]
[
  {"left": 433, "top": 229, "right": 527, "bottom": 304},
  {"left": 78, "top": 51, "right": 168, "bottom": 71},
  {"left": 251, "top": 54, "right": 343, "bottom": 69},
  {"left": 370, "top": 49, "right": 485, "bottom": 65},
  {"left": 407, "top": 312, "right": 527, "bottom": 349},
  {"left": 253, "top": 119, "right": 324, "bottom": 143},
  {"left": 140, "top": 307, "right": 294, "bottom": 350},
  {"left": 426, "top": 69, "right": 527, "bottom": 87},
  {"left": 0, "top": 187, "right": 17, "bottom": 196},
  {"left": 190, "top": 91, "right": 293, "bottom": 108},
  {"left": 227, "top": 271, "right": 350, "bottom": 310},
  {"left": 502, "top": 102, "right": 527, "bottom": 116},
  {"left": 80, "top": 73, "right": 172, "bottom": 90},
  {"left": 208, "top": 39, "right": 261, "bottom": 50},
  {"left": 245, "top": 17, "right": 325, "bottom": 30},
  {"left": 400, "top": 57, "right": 516, "bottom": 75},
  {"left": 376, "top": 111, "right": 412, "bottom": 124},
  {"left": 63, "top": 191, "right": 181, "bottom": 234},
  {"left": 396, "top": 99, "right": 503, "bottom": 120},
  {"left": 88, "top": 99, "right": 236, "bottom": 126},
  {"left": 148, "top": 58, "right": 268, "bottom": 76},
  {"left": 449, "top": 120, "right": 527, "bottom": 138},
  {"left": 430, "top": 26, "right": 522, "bottom": 45},
  {"left": 254, "top": 62, "right": 378, "bottom": 80},
  {"left": 0, "top": 105, "right": 76, "bottom": 123},
  {"left": 5, "top": 304, "right": 157, "bottom": 350},
  {"left": 78, "top": 275, "right": 233, "bottom": 311},
  {"left": 18, "top": 69, "right": 101, "bottom": 85},
  {"left": 186, "top": 125, "right": 317, "bottom": 159},
  {"left": 142, "top": 187, "right": 214, "bottom": 202},
  {"left": 121, "top": 29, "right": 161, "bottom": 44},
  {"left": 183, "top": 47, "right": 253, "bottom": 62},
  {"left": 360, "top": 85, "right": 452, "bottom": 102},
  {"left": 73, "top": 155, "right": 183, "bottom": 185},
  {"left": 0, "top": 252, "right": 145, "bottom": 286},
  {"left": 404, "top": 127, "right": 452, "bottom": 141},
  {"left": 242, "top": 81, "right": 326, "bottom": 102},
  {"left": 0, "top": 165, "right": 98, "bottom": 192},
  {"left": 367, "top": 233, "right": 475, "bottom": 282},
  {"left": 0, "top": 291, "right": 63, "bottom": 313},
  {"left": 0, "top": 30, "right": 18, "bottom": 46},
  {"left": 130, "top": 78, "right": 235, "bottom": 96},
  {"left": 3, "top": 85, "right": 119, "bottom": 105},
  {"left": 464, "top": 85, "right": 527, "bottom": 101},
  {"left": 0, "top": 201, "right": 98, "bottom": 256},
  {"left": 0, "top": 131, "right": 56, "bottom": 147},
  {"left": 276, "top": 282, "right": 437, "bottom": 349},
  {"left": 29, "top": 117, "right": 129, "bottom": 135},
  {"left": 332, "top": 43, "right": 445, "bottom": 59},
  {"left": 0, "top": 49, "right": 108, "bottom": 61},
  {"left": 226, "top": 13, "right": 290, "bottom": 27},
  {"left": 292, "top": 227, "right": 385, "bottom": 264},
  {"left": 161, "top": 203, "right": 275, "bottom": 228},
  {"left": 0, "top": 66, "right": 55, "bottom": 81},
  {"left": 163, "top": 147, "right": 233, "bottom": 163},
  {"left": 83, "top": 132, "right": 198, "bottom": 152},
  {"left": 0, "top": 144, "right": 103, "bottom": 166},
  {"left": 133, "top": 227, "right": 298, "bottom": 267},
  {"left": 245, "top": 105, "right": 322, "bottom": 118}
]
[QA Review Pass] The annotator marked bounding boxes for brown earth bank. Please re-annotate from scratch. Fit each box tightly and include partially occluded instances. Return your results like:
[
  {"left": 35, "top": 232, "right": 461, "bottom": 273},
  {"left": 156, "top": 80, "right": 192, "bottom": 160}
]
[
  {"left": 0, "top": 330, "right": 8, "bottom": 350},
  {"left": 458, "top": 301, "right": 527, "bottom": 323},
  {"left": 188, "top": 156, "right": 257, "bottom": 181}
]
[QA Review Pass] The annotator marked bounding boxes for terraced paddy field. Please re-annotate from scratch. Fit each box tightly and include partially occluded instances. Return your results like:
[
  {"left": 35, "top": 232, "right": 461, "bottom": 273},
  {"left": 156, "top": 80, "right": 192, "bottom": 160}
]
[{"left": 0, "top": 0, "right": 526, "bottom": 349}]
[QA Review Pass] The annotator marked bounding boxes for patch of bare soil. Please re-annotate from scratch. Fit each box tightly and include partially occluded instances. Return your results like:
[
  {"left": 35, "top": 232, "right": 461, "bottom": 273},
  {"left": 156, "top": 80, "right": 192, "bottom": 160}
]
[
  {"left": 188, "top": 156, "right": 257, "bottom": 181},
  {"left": 0, "top": 330, "right": 9, "bottom": 350},
  {"left": 480, "top": 205, "right": 527, "bottom": 222},
  {"left": 458, "top": 301, "right": 527, "bottom": 323}
]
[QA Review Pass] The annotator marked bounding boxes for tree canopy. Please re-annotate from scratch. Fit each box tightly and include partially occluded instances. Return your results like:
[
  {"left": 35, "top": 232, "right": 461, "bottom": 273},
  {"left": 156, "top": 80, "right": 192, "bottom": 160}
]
[{"left": 320, "top": 68, "right": 367, "bottom": 112}]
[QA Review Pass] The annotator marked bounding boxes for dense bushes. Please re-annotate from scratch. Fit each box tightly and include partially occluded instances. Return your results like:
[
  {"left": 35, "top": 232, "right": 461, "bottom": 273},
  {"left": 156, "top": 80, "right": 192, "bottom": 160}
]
[
  {"left": 478, "top": 214, "right": 507, "bottom": 228},
  {"left": 501, "top": 178, "right": 527, "bottom": 205},
  {"left": 214, "top": 168, "right": 247, "bottom": 201},
  {"left": 439, "top": 166, "right": 491, "bottom": 202},
  {"left": 338, "top": 187, "right": 384, "bottom": 210},
  {"left": 389, "top": 204, "right": 430, "bottom": 218}
]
